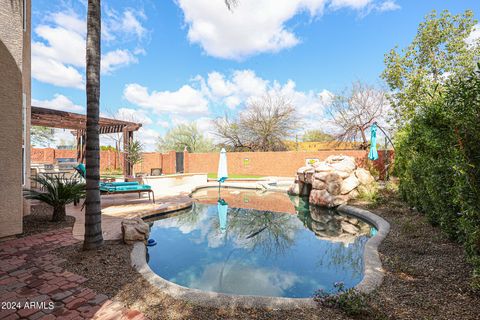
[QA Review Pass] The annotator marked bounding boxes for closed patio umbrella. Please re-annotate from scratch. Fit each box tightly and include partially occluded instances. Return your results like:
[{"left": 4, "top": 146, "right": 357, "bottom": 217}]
[
  {"left": 368, "top": 123, "right": 379, "bottom": 161},
  {"left": 217, "top": 148, "right": 228, "bottom": 183},
  {"left": 217, "top": 198, "right": 228, "bottom": 233}
]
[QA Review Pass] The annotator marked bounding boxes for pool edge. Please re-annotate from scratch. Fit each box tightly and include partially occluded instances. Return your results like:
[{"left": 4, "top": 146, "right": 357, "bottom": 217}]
[
  {"left": 337, "top": 204, "right": 390, "bottom": 294},
  {"left": 131, "top": 204, "right": 390, "bottom": 309}
]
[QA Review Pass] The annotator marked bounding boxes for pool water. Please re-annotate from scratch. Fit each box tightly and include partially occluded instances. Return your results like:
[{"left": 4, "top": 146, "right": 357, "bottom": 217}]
[{"left": 146, "top": 189, "right": 374, "bottom": 298}]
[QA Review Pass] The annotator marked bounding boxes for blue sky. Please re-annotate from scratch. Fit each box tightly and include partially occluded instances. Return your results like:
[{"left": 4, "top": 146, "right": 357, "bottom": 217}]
[{"left": 31, "top": 0, "right": 480, "bottom": 150}]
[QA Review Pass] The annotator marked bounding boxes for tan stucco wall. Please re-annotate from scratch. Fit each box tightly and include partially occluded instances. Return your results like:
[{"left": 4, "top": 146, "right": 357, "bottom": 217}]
[{"left": 0, "top": 0, "right": 31, "bottom": 238}]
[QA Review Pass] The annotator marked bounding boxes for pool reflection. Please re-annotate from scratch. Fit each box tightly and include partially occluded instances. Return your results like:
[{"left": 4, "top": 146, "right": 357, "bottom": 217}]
[{"left": 146, "top": 189, "right": 373, "bottom": 298}]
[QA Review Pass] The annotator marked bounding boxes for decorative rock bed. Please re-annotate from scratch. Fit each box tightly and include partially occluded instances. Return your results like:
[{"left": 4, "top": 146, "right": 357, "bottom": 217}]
[{"left": 288, "top": 155, "right": 376, "bottom": 207}]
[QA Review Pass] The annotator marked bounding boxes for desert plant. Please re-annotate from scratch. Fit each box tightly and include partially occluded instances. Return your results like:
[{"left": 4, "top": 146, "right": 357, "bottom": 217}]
[
  {"left": 23, "top": 175, "right": 86, "bottom": 222},
  {"left": 126, "top": 140, "right": 144, "bottom": 176},
  {"left": 314, "top": 282, "right": 382, "bottom": 319}
]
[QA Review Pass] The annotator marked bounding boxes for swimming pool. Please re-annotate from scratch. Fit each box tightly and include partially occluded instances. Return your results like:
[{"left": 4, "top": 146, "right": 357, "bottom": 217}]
[{"left": 145, "top": 189, "right": 374, "bottom": 298}]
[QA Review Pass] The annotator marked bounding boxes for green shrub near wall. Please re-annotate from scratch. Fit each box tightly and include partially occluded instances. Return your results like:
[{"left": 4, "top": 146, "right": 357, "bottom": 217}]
[{"left": 396, "top": 67, "right": 480, "bottom": 287}]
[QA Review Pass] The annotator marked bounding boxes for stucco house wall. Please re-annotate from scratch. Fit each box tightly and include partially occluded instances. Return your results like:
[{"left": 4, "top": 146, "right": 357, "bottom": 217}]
[{"left": 0, "top": 0, "right": 31, "bottom": 238}]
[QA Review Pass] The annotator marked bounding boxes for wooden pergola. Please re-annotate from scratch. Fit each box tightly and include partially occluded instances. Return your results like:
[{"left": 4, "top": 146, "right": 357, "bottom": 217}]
[{"left": 31, "top": 106, "right": 142, "bottom": 176}]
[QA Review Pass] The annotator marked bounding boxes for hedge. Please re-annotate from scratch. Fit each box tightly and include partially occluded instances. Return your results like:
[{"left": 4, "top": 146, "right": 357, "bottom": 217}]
[{"left": 395, "top": 66, "right": 480, "bottom": 287}]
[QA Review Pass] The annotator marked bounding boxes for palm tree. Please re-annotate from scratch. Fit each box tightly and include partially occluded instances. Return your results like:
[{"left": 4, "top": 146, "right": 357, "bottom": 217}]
[
  {"left": 23, "top": 175, "right": 85, "bottom": 222},
  {"left": 83, "top": 0, "right": 103, "bottom": 250}
]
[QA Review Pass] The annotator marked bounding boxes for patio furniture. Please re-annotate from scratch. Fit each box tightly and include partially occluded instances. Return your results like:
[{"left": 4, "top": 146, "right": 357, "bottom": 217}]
[
  {"left": 99, "top": 182, "right": 155, "bottom": 203},
  {"left": 74, "top": 164, "right": 155, "bottom": 203}
]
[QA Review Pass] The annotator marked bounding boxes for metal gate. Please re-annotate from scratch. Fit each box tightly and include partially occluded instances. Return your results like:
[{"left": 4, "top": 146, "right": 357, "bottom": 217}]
[{"left": 175, "top": 152, "right": 184, "bottom": 173}]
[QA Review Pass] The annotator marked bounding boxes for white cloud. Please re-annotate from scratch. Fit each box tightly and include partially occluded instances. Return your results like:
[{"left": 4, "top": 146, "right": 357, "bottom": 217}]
[
  {"left": 31, "top": 56, "right": 85, "bottom": 89},
  {"left": 32, "top": 8, "right": 147, "bottom": 89},
  {"left": 136, "top": 127, "right": 160, "bottom": 151},
  {"left": 102, "top": 49, "right": 138, "bottom": 74},
  {"left": 114, "top": 107, "right": 153, "bottom": 125},
  {"left": 32, "top": 94, "right": 84, "bottom": 112},
  {"left": 177, "top": 0, "right": 396, "bottom": 60},
  {"left": 376, "top": 0, "right": 400, "bottom": 12},
  {"left": 203, "top": 70, "right": 268, "bottom": 108},
  {"left": 105, "top": 8, "right": 147, "bottom": 40},
  {"left": 123, "top": 83, "right": 209, "bottom": 115},
  {"left": 329, "top": 0, "right": 372, "bottom": 10}
]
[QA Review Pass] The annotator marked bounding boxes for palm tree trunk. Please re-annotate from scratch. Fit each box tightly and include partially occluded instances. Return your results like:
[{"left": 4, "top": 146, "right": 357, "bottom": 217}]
[
  {"left": 51, "top": 206, "right": 66, "bottom": 222},
  {"left": 83, "top": 0, "right": 103, "bottom": 250}
]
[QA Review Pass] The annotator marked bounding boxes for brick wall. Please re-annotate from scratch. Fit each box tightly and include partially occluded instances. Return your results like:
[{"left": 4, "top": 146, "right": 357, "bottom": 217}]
[
  {"left": 184, "top": 150, "right": 392, "bottom": 177},
  {"left": 31, "top": 148, "right": 393, "bottom": 177}
]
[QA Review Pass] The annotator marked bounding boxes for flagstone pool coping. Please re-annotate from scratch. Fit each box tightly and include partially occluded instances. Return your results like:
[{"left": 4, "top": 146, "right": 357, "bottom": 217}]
[{"left": 132, "top": 202, "right": 390, "bottom": 309}]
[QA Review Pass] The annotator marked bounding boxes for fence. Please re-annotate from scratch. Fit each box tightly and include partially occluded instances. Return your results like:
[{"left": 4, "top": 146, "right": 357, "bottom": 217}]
[{"left": 31, "top": 148, "right": 393, "bottom": 178}]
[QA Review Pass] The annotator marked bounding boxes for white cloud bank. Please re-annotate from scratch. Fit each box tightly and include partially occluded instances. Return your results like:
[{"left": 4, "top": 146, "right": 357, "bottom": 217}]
[
  {"left": 123, "top": 69, "right": 334, "bottom": 137},
  {"left": 32, "top": 8, "right": 147, "bottom": 89},
  {"left": 177, "top": 0, "right": 400, "bottom": 60},
  {"left": 32, "top": 94, "right": 84, "bottom": 112}
]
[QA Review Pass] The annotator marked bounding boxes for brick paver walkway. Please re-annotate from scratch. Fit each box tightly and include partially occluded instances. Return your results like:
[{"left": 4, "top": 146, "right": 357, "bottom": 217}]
[{"left": 0, "top": 229, "right": 146, "bottom": 320}]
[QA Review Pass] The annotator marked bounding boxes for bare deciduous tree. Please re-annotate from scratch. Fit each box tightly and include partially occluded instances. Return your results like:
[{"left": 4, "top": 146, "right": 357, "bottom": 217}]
[
  {"left": 214, "top": 94, "right": 300, "bottom": 151},
  {"left": 327, "top": 82, "right": 389, "bottom": 149}
]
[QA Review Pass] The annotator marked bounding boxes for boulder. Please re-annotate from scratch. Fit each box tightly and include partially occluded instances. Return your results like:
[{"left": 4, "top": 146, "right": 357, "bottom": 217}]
[
  {"left": 341, "top": 175, "right": 360, "bottom": 195},
  {"left": 287, "top": 182, "right": 300, "bottom": 196},
  {"left": 341, "top": 221, "right": 360, "bottom": 235},
  {"left": 292, "top": 155, "right": 376, "bottom": 207},
  {"left": 312, "top": 179, "right": 326, "bottom": 190},
  {"left": 305, "top": 170, "right": 315, "bottom": 184},
  {"left": 310, "top": 207, "right": 334, "bottom": 224},
  {"left": 297, "top": 166, "right": 311, "bottom": 174},
  {"left": 330, "top": 157, "right": 356, "bottom": 173},
  {"left": 309, "top": 189, "right": 334, "bottom": 207},
  {"left": 122, "top": 218, "right": 150, "bottom": 244},
  {"left": 326, "top": 180, "right": 342, "bottom": 195},
  {"left": 314, "top": 163, "right": 334, "bottom": 172},
  {"left": 313, "top": 172, "right": 329, "bottom": 181},
  {"left": 355, "top": 168, "right": 375, "bottom": 185},
  {"left": 336, "top": 170, "right": 351, "bottom": 179},
  {"left": 332, "top": 195, "right": 350, "bottom": 206},
  {"left": 324, "top": 172, "right": 342, "bottom": 183}
]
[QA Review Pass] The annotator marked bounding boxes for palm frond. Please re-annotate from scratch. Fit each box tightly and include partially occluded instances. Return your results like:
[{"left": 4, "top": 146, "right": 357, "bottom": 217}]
[{"left": 24, "top": 174, "right": 86, "bottom": 207}]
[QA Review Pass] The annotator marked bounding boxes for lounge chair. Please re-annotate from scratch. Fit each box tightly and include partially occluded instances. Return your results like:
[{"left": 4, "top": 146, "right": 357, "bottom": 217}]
[{"left": 74, "top": 164, "right": 155, "bottom": 203}]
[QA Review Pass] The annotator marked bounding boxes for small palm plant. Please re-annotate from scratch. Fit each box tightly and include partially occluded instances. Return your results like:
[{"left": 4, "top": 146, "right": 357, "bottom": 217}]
[
  {"left": 126, "top": 140, "right": 144, "bottom": 177},
  {"left": 23, "top": 175, "right": 86, "bottom": 222}
]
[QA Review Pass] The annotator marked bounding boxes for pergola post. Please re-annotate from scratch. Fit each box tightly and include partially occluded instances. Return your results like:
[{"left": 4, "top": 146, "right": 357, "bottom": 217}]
[
  {"left": 123, "top": 129, "right": 134, "bottom": 177},
  {"left": 76, "top": 130, "right": 86, "bottom": 164}
]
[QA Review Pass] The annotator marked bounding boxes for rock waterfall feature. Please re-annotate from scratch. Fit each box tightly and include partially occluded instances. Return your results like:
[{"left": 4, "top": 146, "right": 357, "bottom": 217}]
[{"left": 288, "top": 155, "right": 375, "bottom": 207}]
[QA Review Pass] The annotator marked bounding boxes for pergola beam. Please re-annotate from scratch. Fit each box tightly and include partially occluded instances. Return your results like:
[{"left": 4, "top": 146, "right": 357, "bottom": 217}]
[{"left": 31, "top": 106, "right": 142, "bottom": 176}]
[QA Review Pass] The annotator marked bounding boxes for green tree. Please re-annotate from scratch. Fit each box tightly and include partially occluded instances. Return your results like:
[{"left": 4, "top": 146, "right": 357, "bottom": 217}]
[
  {"left": 31, "top": 126, "right": 55, "bottom": 147},
  {"left": 125, "top": 140, "right": 144, "bottom": 176},
  {"left": 157, "top": 123, "right": 215, "bottom": 153},
  {"left": 83, "top": 0, "right": 103, "bottom": 250},
  {"left": 303, "top": 130, "right": 333, "bottom": 142},
  {"left": 381, "top": 10, "right": 480, "bottom": 123}
]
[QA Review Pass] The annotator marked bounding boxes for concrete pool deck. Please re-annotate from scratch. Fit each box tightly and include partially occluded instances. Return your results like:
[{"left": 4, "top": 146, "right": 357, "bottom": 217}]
[{"left": 67, "top": 194, "right": 193, "bottom": 241}]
